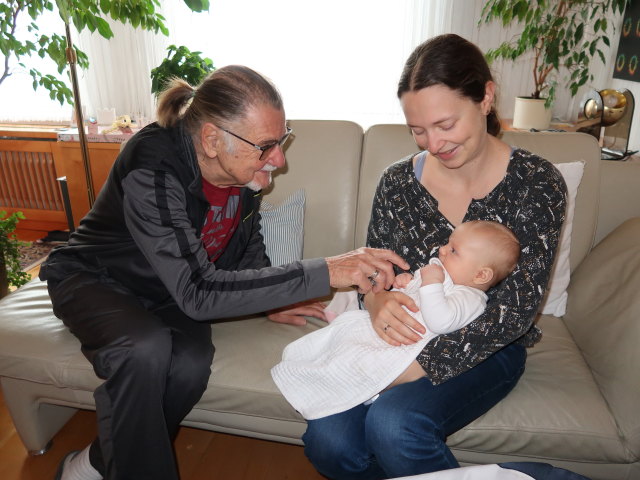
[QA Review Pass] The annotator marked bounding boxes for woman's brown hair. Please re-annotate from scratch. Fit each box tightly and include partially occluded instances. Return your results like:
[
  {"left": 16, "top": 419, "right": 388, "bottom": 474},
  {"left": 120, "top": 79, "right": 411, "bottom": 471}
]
[{"left": 398, "top": 34, "right": 501, "bottom": 137}]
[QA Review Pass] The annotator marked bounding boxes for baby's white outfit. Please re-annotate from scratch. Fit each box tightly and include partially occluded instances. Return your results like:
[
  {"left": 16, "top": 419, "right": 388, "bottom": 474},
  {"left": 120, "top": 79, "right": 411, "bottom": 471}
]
[{"left": 271, "top": 258, "right": 488, "bottom": 420}]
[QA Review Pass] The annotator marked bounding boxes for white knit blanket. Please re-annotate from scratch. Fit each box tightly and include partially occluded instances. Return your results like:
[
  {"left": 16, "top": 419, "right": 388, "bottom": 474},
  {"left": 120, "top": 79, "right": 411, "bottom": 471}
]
[{"left": 271, "top": 268, "right": 435, "bottom": 420}]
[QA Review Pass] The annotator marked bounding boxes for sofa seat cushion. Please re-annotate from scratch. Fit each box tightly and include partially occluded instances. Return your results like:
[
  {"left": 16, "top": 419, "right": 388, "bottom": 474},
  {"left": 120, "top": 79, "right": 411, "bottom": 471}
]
[
  {"left": 0, "top": 279, "right": 316, "bottom": 436},
  {"left": 449, "top": 315, "right": 625, "bottom": 464},
  {"left": 201, "top": 316, "right": 321, "bottom": 423},
  {"left": 0, "top": 279, "right": 100, "bottom": 392}
]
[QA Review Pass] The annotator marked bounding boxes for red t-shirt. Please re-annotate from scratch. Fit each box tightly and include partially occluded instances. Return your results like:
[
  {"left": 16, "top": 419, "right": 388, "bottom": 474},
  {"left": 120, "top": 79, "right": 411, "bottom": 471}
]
[{"left": 200, "top": 180, "right": 241, "bottom": 262}]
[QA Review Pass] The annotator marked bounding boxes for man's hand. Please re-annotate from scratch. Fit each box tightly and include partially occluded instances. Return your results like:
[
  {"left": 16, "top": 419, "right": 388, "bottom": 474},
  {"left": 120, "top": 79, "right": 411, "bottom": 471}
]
[
  {"left": 325, "top": 247, "right": 409, "bottom": 294},
  {"left": 267, "top": 300, "right": 327, "bottom": 326}
]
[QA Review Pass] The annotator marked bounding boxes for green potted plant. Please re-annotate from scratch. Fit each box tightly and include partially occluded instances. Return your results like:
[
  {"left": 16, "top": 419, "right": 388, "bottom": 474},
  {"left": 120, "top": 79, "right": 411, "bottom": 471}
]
[
  {"left": 0, "top": 211, "right": 30, "bottom": 299},
  {"left": 150, "top": 44, "right": 215, "bottom": 96},
  {"left": 480, "top": 0, "right": 629, "bottom": 129}
]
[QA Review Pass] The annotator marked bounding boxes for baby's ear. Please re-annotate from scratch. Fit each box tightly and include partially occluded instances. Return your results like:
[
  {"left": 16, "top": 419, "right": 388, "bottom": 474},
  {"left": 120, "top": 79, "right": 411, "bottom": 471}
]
[{"left": 474, "top": 267, "right": 494, "bottom": 286}]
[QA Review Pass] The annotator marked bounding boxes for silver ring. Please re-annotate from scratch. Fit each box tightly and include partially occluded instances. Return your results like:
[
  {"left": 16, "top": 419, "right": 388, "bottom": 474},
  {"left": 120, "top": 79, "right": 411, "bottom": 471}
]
[
  {"left": 368, "top": 269, "right": 379, "bottom": 286},
  {"left": 383, "top": 324, "right": 389, "bottom": 333}
]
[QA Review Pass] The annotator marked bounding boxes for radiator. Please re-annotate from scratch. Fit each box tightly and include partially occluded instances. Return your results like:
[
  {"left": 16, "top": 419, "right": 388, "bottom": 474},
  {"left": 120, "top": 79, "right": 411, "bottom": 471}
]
[{"left": 0, "top": 148, "right": 63, "bottom": 211}]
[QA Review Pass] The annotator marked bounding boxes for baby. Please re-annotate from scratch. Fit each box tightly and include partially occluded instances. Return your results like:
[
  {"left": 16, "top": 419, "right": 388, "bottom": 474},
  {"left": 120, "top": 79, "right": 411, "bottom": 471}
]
[{"left": 271, "top": 220, "right": 520, "bottom": 420}]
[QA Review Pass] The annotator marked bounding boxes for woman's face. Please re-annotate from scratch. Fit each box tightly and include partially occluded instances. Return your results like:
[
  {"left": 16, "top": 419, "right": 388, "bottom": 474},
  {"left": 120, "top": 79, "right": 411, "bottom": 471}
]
[{"left": 400, "top": 83, "right": 494, "bottom": 169}]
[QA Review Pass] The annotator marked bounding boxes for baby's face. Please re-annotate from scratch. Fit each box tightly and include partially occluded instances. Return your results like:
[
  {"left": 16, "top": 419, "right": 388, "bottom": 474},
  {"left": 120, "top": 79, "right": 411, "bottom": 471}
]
[{"left": 437, "top": 225, "right": 486, "bottom": 287}]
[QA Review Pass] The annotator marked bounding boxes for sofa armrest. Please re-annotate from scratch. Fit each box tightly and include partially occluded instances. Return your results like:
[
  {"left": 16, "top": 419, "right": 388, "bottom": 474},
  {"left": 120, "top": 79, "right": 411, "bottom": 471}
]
[
  {"left": 563, "top": 217, "right": 640, "bottom": 458},
  {"left": 595, "top": 161, "right": 640, "bottom": 245}
]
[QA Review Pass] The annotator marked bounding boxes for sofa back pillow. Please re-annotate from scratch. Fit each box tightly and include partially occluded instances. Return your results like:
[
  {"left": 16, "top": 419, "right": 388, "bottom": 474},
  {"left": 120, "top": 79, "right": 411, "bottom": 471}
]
[
  {"left": 259, "top": 189, "right": 305, "bottom": 266},
  {"left": 537, "top": 161, "right": 584, "bottom": 316}
]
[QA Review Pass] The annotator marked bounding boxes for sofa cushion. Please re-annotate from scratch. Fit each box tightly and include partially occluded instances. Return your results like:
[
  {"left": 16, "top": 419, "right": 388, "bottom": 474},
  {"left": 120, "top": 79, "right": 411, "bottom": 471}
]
[
  {"left": 564, "top": 217, "right": 640, "bottom": 460},
  {"left": 449, "top": 314, "right": 625, "bottom": 464},
  {"left": 356, "top": 124, "right": 419, "bottom": 247},
  {"left": 191, "top": 315, "right": 316, "bottom": 441},
  {"left": 270, "top": 119, "right": 364, "bottom": 259},
  {"left": 0, "top": 278, "right": 100, "bottom": 392},
  {"left": 538, "top": 160, "right": 585, "bottom": 317},
  {"left": 259, "top": 188, "right": 305, "bottom": 266}
]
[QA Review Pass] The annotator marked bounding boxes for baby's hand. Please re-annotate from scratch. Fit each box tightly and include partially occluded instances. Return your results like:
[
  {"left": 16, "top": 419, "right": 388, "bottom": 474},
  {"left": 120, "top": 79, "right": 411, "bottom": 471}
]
[
  {"left": 393, "top": 272, "right": 414, "bottom": 290},
  {"left": 420, "top": 264, "right": 445, "bottom": 286}
]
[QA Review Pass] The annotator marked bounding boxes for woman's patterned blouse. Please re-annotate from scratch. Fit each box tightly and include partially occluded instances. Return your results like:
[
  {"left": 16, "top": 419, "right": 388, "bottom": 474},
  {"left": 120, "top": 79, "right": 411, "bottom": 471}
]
[{"left": 367, "top": 148, "right": 567, "bottom": 385}]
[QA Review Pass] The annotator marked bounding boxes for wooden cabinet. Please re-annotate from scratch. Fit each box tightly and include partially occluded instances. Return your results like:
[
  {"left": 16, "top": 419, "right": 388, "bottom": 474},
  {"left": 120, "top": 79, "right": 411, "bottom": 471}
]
[
  {"left": 0, "top": 126, "right": 119, "bottom": 233},
  {"left": 50, "top": 141, "right": 120, "bottom": 225}
]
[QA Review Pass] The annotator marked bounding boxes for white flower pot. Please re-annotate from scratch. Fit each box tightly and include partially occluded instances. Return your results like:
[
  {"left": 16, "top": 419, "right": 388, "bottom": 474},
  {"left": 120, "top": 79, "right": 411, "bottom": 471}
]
[{"left": 512, "top": 97, "right": 552, "bottom": 130}]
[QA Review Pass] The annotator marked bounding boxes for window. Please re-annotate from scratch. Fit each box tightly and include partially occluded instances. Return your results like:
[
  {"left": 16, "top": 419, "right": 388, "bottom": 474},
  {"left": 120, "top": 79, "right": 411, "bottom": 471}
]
[
  {"left": 0, "top": 0, "right": 423, "bottom": 127},
  {"left": 0, "top": 7, "right": 74, "bottom": 124}
]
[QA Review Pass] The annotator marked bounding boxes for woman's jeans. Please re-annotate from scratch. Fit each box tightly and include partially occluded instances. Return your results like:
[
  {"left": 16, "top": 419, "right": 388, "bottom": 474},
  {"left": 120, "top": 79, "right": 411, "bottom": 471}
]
[{"left": 303, "top": 343, "right": 526, "bottom": 480}]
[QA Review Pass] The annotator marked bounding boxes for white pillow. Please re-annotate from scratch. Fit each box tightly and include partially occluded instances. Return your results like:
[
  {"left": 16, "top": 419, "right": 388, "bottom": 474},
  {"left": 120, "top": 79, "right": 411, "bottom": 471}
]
[
  {"left": 259, "top": 189, "right": 305, "bottom": 266},
  {"left": 538, "top": 160, "right": 585, "bottom": 317}
]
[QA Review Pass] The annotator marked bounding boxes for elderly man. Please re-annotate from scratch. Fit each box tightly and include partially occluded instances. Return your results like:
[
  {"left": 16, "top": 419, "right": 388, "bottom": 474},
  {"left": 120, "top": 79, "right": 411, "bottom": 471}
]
[{"left": 42, "top": 65, "right": 407, "bottom": 480}]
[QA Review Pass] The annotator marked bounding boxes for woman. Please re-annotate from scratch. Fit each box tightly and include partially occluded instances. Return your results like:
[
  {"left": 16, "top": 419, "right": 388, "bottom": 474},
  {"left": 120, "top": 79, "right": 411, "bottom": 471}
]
[{"left": 302, "top": 34, "right": 567, "bottom": 479}]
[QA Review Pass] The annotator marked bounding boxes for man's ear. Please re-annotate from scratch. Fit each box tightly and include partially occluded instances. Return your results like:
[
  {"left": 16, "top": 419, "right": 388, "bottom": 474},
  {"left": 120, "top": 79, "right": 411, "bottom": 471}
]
[
  {"left": 474, "top": 267, "right": 494, "bottom": 287},
  {"left": 200, "top": 122, "right": 219, "bottom": 158}
]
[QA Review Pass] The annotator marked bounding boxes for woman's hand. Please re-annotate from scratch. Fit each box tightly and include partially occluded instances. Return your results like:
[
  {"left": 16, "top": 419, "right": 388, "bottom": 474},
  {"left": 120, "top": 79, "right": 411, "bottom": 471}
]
[
  {"left": 364, "top": 290, "right": 425, "bottom": 346},
  {"left": 267, "top": 300, "right": 328, "bottom": 326}
]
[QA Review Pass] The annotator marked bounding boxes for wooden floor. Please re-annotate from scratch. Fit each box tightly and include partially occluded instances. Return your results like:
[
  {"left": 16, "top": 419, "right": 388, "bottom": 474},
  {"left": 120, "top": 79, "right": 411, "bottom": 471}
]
[
  {"left": 0, "top": 389, "right": 325, "bottom": 479},
  {"left": 3, "top": 228, "right": 327, "bottom": 480}
]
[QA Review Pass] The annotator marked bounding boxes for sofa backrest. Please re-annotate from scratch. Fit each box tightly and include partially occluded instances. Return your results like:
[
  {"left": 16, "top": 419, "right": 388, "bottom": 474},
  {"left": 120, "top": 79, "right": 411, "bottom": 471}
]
[
  {"left": 356, "top": 127, "right": 602, "bottom": 274},
  {"left": 355, "top": 124, "right": 419, "bottom": 248},
  {"left": 264, "top": 119, "right": 364, "bottom": 259}
]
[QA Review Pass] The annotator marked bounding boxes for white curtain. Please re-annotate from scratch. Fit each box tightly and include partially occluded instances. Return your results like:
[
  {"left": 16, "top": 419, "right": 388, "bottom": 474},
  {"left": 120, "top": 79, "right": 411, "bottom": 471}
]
[{"left": 77, "top": 17, "right": 165, "bottom": 123}]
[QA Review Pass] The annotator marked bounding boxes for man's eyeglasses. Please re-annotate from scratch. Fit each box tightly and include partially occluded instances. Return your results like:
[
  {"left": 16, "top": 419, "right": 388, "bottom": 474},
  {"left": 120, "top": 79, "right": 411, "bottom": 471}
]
[{"left": 220, "top": 125, "right": 293, "bottom": 161}]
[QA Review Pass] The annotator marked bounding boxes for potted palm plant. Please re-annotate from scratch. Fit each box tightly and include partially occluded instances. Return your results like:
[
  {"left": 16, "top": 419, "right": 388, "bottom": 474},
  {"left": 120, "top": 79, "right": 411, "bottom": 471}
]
[
  {"left": 480, "top": 0, "right": 629, "bottom": 130},
  {"left": 0, "top": 211, "right": 30, "bottom": 299}
]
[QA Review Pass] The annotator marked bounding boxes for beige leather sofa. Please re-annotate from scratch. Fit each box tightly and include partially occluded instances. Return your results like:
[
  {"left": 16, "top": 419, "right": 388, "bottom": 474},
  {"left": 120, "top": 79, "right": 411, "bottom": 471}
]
[{"left": 1, "top": 121, "right": 639, "bottom": 480}]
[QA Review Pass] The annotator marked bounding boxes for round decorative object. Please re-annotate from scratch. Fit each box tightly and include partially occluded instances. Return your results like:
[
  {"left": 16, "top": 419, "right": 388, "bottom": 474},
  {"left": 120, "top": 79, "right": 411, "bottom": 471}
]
[
  {"left": 583, "top": 90, "right": 604, "bottom": 121},
  {"left": 599, "top": 89, "right": 627, "bottom": 126}
]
